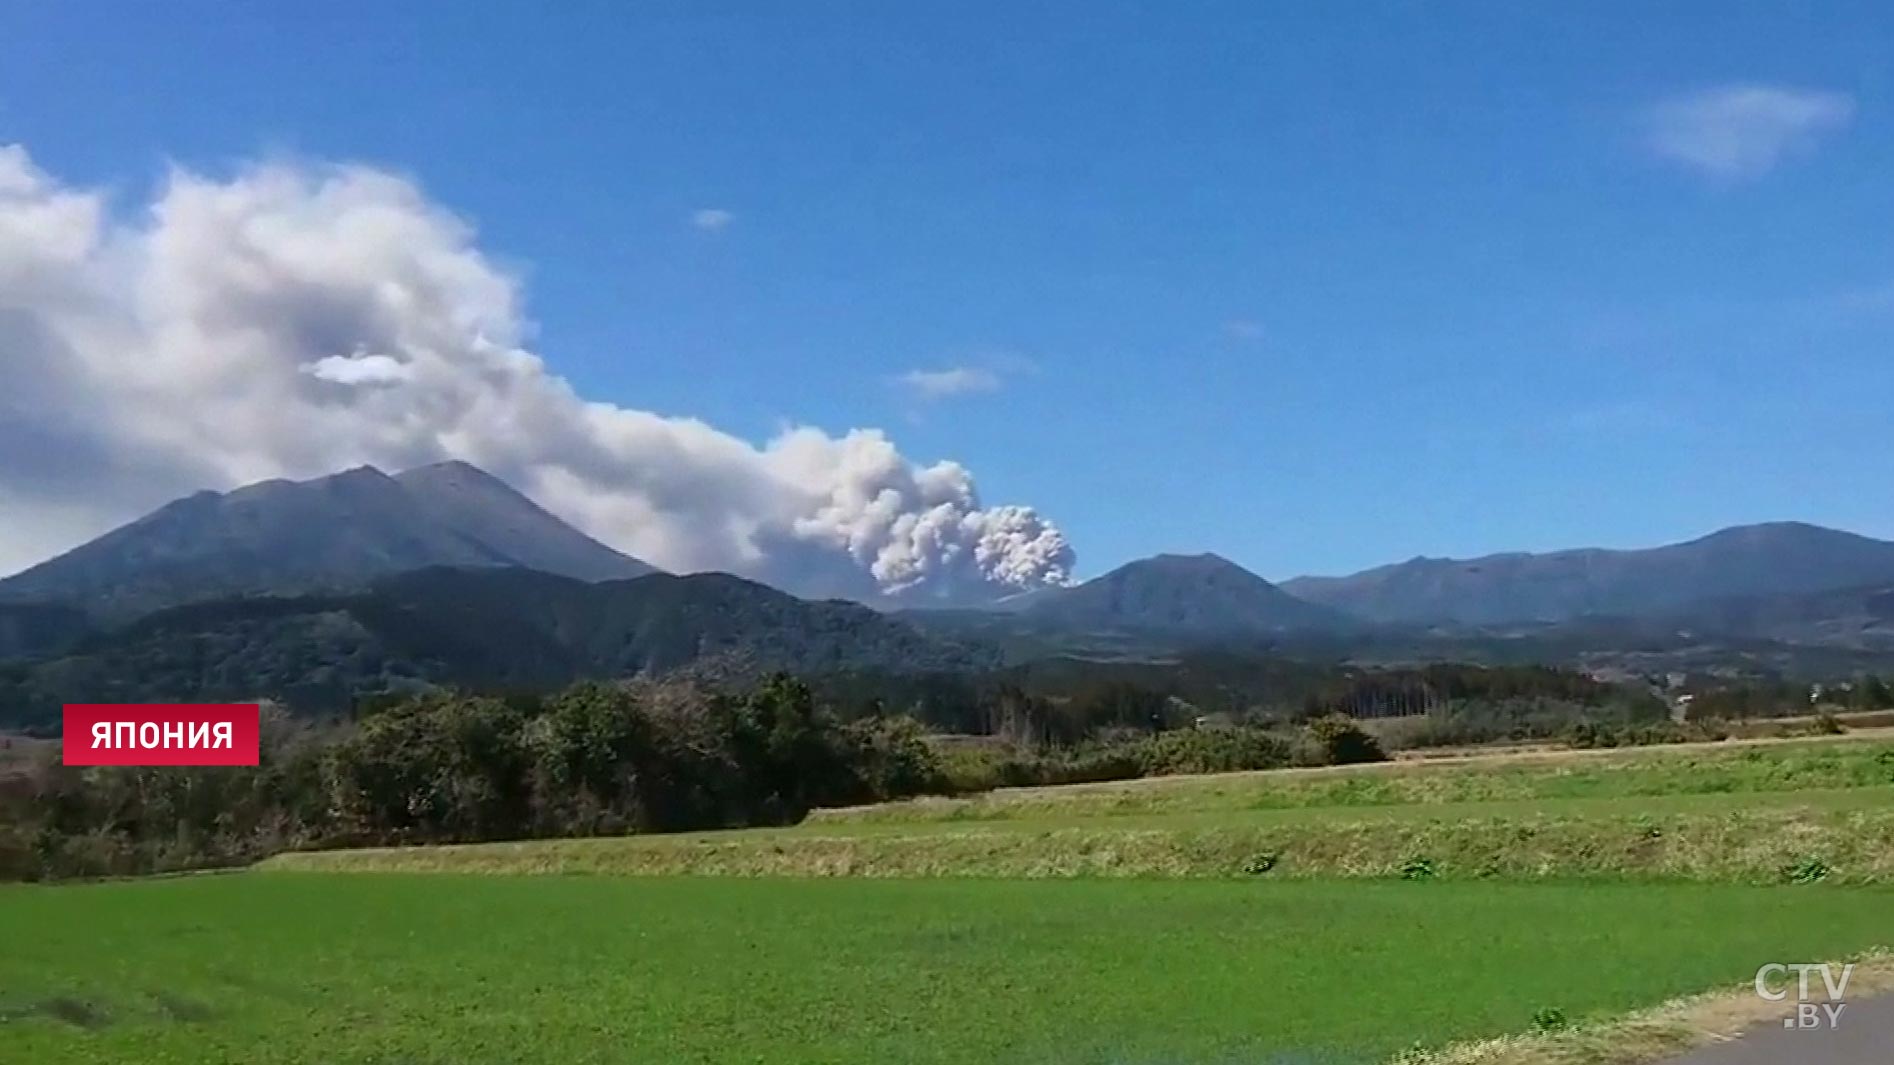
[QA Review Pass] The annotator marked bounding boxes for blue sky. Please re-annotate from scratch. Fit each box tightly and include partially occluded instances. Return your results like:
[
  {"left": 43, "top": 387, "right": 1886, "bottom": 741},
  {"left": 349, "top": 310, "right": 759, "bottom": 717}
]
[{"left": 4, "top": 1, "right": 1891, "bottom": 581}]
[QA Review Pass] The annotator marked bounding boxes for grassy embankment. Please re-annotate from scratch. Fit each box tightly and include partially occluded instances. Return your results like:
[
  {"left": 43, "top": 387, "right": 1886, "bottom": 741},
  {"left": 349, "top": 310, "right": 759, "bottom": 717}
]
[
  {"left": 4, "top": 874, "right": 1892, "bottom": 1065},
  {"left": 264, "top": 734, "right": 1894, "bottom": 883}
]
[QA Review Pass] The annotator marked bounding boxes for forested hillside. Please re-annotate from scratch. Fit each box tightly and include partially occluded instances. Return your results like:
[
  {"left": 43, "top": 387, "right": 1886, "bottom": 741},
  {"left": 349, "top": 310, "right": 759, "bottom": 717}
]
[{"left": 0, "top": 567, "right": 991, "bottom": 730}]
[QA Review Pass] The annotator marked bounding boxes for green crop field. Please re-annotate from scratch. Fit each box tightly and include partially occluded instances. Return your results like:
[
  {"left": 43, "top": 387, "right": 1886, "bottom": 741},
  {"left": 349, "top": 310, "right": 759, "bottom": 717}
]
[
  {"left": 15, "top": 735, "right": 1894, "bottom": 1064},
  {"left": 5, "top": 874, "right": 1893, "bottom": 1065}
]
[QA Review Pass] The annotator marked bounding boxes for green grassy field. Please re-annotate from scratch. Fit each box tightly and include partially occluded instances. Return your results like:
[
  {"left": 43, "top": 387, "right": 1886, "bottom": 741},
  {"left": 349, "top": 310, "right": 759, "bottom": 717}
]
[
  {"left": 265, "top": 737, "right": 1894, "bottom": 883},
  {"left": 5, "top": 873, "right": 1893, "bottom": 1065},
  {"left": 816, "top": 735, "right": 1894, "bottom": 825},
  {"left": 18, "top": 736, "right": 1894, "bottom": 1064}
]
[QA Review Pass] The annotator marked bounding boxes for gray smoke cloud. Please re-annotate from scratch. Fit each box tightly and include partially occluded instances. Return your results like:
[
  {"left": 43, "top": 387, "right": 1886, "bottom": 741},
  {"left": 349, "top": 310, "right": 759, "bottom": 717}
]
[{"left": 0, "top": 145, "right": 1075, "bottom": 600}]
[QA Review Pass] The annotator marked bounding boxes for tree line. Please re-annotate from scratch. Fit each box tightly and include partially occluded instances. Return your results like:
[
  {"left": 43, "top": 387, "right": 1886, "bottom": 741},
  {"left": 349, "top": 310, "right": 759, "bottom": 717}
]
[
  {"left": 2, "top": 676, "right": 939, "bottom": 881},
  {"left": 4, "top": 656, "right": 1762, "bottom": 882},
  {"left": 5, "top": 671, "right": 1397, "bottom": 881},
  {"left": 812, "top": 659, "right": 1640, "bottom": 736},
  {"left": 1684, "top": 675, "right": 1894, "bottom": 720},
  {"left": 2, "top": 670, "right": 1408, "bottom": 882}
]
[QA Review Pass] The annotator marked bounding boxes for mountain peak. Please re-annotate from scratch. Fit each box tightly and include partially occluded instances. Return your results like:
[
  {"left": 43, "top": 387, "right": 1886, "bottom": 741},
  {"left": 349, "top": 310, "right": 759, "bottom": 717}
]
[
  {"left": 288, "top": 464, "right": 398, "bottom": 492},
  {"left": 391, "top": 460, "right": 657, "bottom": 583},
  {"left": 1147, "top": 551, "right": 1237, "bottom": 568},
  {"left": 1025, "top": 550, "right": 1348, "bottom": 636},
  {"left": 0, "top": 460, "right": 656, "bottom": 618},
  {"left": 395, "top": 459, "right": 529, "bottom": 500},
  {"left": 1112, "top": 552, "right": 1270, "bottom": 585},
  {"left": 1690, "top": 520, "right": 1857, "bottom": 547},
  {"left": 397, "top": 458, "right": 503, "bottom": 484}
]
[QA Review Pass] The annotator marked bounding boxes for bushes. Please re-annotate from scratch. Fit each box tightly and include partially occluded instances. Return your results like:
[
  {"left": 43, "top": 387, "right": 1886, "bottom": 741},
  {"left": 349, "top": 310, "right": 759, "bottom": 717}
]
[
  {"left": 1565, "top": 719, "right": 1730, "bottom": 749},
  {"left": 1372, "top": 697, "right": 1672, "bottom": 751},
  {"left": 935, "top": 714, "right": 1395, "bottom": 795},
  {"left": 1784, "top": 856, "right": 1831, "bottom": 885},
  {"left": 3, "top": 675, "right": 948, "bottom": 881},
  {"left": 521, "top": 683, "right": 662, "bottom": 836},
  {"left": 1241, "top": 852, "right": 1279, "bottom": 875},
  {"left": 328, "top": 693, "right": 531, "bottom": 842},
  {"left": 934, "top": 726, "right": 1299, "bottom": 793},
  {"left": 3, "top": 706, "right": 341, "bottom": 879},
  {"left": 1810, "top": 711, "right": 1847, "bottom": 736},
  {"left": 839, "top": 716, "right": 945, "bottom": 802},
  {"left": 1134, "top": 727, "right": 1295, "bottom": 776},
  {"left": 1306, "top": 715, "right": 1387, "bottom": 766},
  {"left": 1531, "top": 1006, "right": 1568, "bottom": 1033}
]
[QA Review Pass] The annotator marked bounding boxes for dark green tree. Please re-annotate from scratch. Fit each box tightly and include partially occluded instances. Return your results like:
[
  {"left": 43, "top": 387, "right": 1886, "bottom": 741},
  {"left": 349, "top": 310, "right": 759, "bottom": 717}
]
[{"left": 1305, "top": 713, "right": 1388, "bottom": 766}]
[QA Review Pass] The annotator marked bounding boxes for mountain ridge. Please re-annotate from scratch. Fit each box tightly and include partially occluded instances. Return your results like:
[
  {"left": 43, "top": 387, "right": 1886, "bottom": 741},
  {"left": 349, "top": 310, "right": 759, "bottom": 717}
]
[
  {"left": 0, "top": 462, "right": 656, "bottom": 619},
  {"left": 7, "top": 458, "right": 1894, "bottom": 669},
  {"left": 1281, "top": 521, "right": 1894, "bottom": 626},
  {"left": 0, "top": 565, "right": 992, "bottom": 728}
]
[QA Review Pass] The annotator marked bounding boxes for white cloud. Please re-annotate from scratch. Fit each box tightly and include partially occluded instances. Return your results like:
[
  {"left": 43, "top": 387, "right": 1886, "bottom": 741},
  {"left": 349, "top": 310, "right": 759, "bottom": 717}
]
[
  {"left": 897, "top": 366, "right": 1003, "bottom": 401},
  {"left": 0, "top": 145, "right": 1074, "bottom": 600},
  {"left": 1645, "top": 84, "right": 1855, "bottom": 180},
  {"left": 690, "top": 208, "right": 735, "bottom": 232},
  {"left": 1223, "top": 319, "right": 1265, "bottom": 342},
  {"left": 304, "top": 351, "right": 414, "bottom": 386}
]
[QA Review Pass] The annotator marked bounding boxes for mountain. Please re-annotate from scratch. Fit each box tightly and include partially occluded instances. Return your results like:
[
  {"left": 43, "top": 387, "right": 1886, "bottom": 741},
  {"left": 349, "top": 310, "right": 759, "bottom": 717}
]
[
  {"left": 1659, "top": 582, "right": 1894, "bottom": 652},
  {"left": 391, "top": 461, "right": 651, "bottom": 582},
  {"left": 0, "top": 462, "right": 655, "bottom": 619},
  {"left": 1282, "top": 522, "right": 1894, "bottom": 626},
  {"left": 0, "top": 603, "right": 91, "bottom": 661},
  {"left": 1021, "top": 553, "right": 1352, "bottom": 637},
  {"left": 0, "top": 567, "right": 995, "bottom": 728}
]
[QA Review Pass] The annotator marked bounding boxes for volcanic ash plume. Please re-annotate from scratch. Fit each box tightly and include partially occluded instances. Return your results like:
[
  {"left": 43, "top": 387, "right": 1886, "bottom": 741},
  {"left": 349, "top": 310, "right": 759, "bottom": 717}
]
[{"left": 0, "top": 144, "right": 1075, "bottom": 599}]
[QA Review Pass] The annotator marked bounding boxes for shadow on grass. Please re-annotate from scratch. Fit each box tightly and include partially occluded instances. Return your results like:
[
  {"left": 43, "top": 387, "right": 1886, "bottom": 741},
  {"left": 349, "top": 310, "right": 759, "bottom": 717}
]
[{"left": 0, "top": 996, "right": 111, "bottom": 1030}]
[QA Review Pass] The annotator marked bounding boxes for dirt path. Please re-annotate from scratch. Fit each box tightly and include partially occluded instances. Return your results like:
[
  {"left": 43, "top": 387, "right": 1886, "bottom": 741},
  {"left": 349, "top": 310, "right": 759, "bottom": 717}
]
[{"left": 1659, "top": 993, "right": 1894, "bottom": 1065}]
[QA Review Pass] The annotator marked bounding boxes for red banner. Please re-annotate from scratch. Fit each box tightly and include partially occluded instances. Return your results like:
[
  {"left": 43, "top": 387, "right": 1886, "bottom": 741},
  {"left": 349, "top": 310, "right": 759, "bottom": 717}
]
[{"left": 62, "top": 704, "right": 261, "bottom": 766}]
